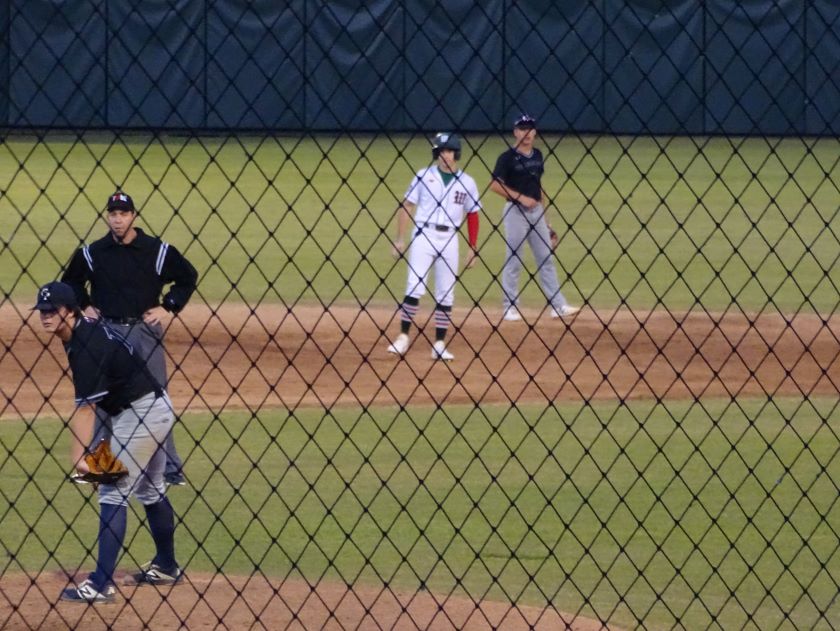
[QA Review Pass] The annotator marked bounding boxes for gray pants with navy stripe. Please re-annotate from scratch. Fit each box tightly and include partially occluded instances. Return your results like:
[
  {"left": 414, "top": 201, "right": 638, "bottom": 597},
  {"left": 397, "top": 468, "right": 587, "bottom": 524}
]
[
  {"left": 92, "top": 321, "right": 184, "bottom": 477},
  {"left": 501, "top": 202, "right": 570, "bottom": 311},
  {"left": 99, "top": 392, "right": 175, "bottom": 506}
]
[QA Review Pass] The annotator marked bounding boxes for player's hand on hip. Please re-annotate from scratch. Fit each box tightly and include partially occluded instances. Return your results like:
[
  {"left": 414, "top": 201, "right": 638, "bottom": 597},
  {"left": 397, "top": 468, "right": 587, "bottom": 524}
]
[
  {"left": 143, "top": 306, "right": 169, "bottom": 326},
  {"left": 83, "top": 306, "right": 100, "bottom": 319},
  {"left": 391, "top": 238, "right": 405, "bottom": 259}
]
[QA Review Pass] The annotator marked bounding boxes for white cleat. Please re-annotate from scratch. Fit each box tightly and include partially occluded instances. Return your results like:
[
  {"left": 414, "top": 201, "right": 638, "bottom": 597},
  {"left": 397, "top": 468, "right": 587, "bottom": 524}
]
[
  {"left": 502, "top": 307, "right": 522, "bottom": 322},
  {"left": 387, "top": 333, "right": 410, "bottom": 356},
  {"left": 550, "top": 305, "right": 581, "bottom": 319},
  {"left": 431, "top": 340, "right": 454, "bottom": 361}
]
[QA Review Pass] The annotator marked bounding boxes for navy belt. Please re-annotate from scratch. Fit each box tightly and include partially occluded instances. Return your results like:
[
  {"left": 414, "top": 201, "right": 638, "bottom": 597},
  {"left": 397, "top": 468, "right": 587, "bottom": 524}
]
[
  {"left": 111, "top": 401, "right": 132, "bottom": 415},
  {"left": 422, "top": 223, "right": 452, "bottom": 232},
  {"left": 103, "top": 316, "right": 143, "bottom": 325}
]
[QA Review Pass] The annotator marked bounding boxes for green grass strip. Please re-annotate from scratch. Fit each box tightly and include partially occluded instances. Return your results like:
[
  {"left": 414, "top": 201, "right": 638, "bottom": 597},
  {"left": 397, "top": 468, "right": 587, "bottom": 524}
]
[{"left": 2, "top": 133, "right": 838, "bottom": 312}]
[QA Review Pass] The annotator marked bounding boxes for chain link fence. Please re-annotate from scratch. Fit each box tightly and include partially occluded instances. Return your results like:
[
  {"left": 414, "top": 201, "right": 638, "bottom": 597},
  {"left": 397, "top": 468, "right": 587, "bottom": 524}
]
[{"left": 1, "top": 1, "right": 839, "bottom": 629}]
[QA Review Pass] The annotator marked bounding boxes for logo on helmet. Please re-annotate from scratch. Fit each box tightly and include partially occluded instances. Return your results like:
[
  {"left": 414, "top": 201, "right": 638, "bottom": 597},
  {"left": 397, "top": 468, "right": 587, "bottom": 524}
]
[{"left": 432, "top": 132, "right": 462, "bottom": 161}]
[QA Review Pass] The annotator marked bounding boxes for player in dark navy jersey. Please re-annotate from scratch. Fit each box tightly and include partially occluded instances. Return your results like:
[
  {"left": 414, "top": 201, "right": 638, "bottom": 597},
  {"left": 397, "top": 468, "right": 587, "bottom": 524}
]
[
  {"left": 490, "top": 114, "right": 579, "bottom": 322},
  {"left": 34, "top": 281, "right": 184, "bottom": 603},
  {"left": 63, "top": 191, "right": 197, "bottom": 486}
]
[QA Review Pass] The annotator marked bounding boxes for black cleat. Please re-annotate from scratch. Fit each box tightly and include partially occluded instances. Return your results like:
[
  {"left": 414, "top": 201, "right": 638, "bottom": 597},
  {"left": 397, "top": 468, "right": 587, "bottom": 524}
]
[
  {"left": 126, "top": 562, "right": 184, "bottom": 586},
  {"left": 60, "top": 579, "right": 116, "bottom": 603}
]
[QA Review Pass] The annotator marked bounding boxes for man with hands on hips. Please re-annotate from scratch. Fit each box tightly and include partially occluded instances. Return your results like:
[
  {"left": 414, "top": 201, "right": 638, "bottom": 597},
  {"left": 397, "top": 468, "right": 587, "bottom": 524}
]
[{"left": 62, "top": 191, "right": 197, "bottom": 486}]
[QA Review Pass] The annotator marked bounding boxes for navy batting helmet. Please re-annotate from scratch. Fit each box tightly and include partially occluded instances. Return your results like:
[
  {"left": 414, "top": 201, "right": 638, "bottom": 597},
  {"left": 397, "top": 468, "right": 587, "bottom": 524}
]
[{"left": 431, "top": 132, "right": 461, "bottom": 161}]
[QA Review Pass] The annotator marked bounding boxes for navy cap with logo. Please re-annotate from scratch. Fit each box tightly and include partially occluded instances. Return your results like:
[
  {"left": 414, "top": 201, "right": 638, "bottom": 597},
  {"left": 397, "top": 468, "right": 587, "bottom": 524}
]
[
  {"left": 513, "top": 114, "right": 537, "bottom": 129},
  {"left": 107, "top": 192, "right": 135, "bottom": 212},
  {"left": 33, "top": 281, "right": 78, "bottom": 311}
]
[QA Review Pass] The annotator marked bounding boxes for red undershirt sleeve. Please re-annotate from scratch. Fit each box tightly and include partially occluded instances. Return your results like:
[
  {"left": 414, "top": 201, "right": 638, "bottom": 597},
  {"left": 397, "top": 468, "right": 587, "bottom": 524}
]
[{"left": 467, "top": 212, "right": 479, "bottom": 249}]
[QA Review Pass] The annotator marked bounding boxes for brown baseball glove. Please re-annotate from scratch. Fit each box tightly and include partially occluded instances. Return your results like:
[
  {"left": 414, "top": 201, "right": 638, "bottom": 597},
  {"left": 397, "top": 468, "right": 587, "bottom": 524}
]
[{"left": 72, "top": 439, "right": 129, "bottom": 485}]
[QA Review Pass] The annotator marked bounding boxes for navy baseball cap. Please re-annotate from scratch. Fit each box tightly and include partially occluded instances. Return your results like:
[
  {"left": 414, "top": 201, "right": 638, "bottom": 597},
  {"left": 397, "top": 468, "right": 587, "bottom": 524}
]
[
  {"left": 32, "top": 281, "right": 78, "bottom": 311},
  {"left": 107, "top": 191, "right": 135, "bottom": 212},
  {"left": 513, "top": 114, "right": 537, "bottom": 129}
]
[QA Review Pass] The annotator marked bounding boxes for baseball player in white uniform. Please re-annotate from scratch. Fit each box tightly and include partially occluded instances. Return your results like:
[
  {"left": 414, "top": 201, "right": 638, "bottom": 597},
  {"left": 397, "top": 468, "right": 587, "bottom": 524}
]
[{"left": 387, "top": 133, "right": 481, "bottom": 360}]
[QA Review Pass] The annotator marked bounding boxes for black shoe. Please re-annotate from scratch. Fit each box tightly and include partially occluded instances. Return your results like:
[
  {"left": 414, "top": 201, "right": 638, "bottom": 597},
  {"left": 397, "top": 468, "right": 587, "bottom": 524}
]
[
  {"left": 164, "top": 472, "right": 186, "bottom": 487},
  {"left": 126, "top": 562, "right": 184, "bottom": 586},
  {"left": 60, "top": 579, "right": 116, "bottom": 603}
]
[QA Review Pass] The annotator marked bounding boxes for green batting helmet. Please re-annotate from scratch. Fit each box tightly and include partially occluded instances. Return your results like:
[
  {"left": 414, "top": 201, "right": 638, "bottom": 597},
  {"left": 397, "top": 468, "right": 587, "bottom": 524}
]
[{"left": 431, "top": 132, "right": 461, "bottom": 161}]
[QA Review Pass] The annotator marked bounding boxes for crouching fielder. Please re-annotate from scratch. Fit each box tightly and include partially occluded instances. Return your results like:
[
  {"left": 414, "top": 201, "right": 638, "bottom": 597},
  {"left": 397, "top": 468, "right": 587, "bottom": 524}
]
[
  {"left": 33, "top": 281, "right": 183, "bottom": 604},
  {"left": 387, "top": 133, "right": 481, "bottom": 361}
]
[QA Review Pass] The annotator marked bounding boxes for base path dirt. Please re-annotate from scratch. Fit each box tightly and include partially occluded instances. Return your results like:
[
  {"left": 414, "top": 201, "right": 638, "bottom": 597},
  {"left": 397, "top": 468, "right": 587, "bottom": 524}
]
[{"left": 2, "top": 302, "right": 838, "bottom": 419}]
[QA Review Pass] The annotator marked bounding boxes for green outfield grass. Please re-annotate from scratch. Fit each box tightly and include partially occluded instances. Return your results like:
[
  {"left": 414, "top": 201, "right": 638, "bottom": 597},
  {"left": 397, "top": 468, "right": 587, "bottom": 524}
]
[
  {"left": 1, "top": 132, "right": 837, "bottom": 313},
  {"left": 2, "top": 398, "right": 838, "bottom": 629}
]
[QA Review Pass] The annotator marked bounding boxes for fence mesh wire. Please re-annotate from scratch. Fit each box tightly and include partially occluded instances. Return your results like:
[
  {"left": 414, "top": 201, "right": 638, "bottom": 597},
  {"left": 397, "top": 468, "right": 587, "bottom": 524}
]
[{"left": 1, "top": 1, "right": 840, "bottom": 629}]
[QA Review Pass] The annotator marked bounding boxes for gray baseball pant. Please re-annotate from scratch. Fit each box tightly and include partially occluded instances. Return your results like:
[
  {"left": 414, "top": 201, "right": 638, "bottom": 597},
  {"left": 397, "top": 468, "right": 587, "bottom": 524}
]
[
  {"left": 501, "top": 202, "right": 570, "bottom": 312},
  {"left": 91, "top": 321, "right": 184, "bottom": 477},
  {"left": 99, "top": 392, "right": 175, "bottom": 506}
]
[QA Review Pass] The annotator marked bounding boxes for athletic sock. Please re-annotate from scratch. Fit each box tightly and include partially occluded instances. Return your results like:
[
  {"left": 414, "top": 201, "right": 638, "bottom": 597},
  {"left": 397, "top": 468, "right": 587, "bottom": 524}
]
[
  {"left": 400, "top": 296, "right": 419, "bottom": 334},
  {"left": 89, "top": 503, "right": 127, "bottom": 590},
  {"left": 144, "top": 497, "right": 177, "bottom": 571},
  {"left": 434, "top": 304, "right": 451, "bottom": 342}
]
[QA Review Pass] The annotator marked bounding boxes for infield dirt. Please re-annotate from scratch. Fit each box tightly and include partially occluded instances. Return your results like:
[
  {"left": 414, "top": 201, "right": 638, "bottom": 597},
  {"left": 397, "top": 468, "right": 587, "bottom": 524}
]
[{"left": 3, "top": 303, "right": 838, "bottom": 419}]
